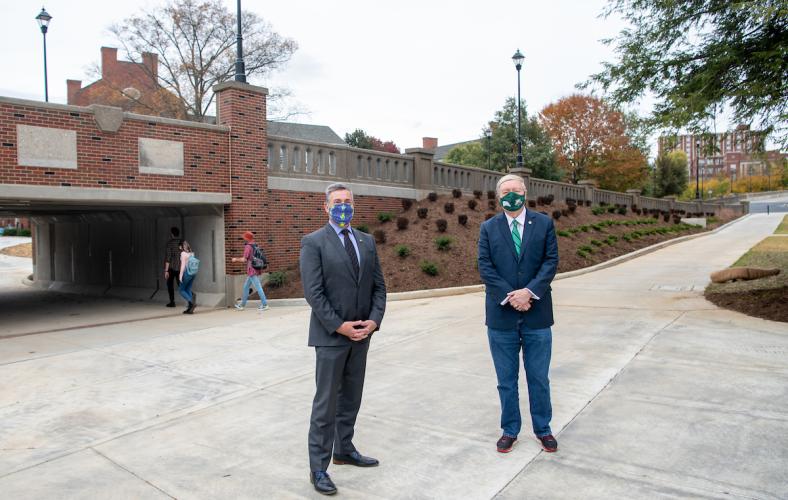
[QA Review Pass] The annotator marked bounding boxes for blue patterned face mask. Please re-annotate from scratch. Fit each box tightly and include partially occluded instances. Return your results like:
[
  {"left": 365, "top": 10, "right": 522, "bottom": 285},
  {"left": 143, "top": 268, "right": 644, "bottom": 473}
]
[{"left": 329, "top": 203, "right": 354, "bottom": 227}]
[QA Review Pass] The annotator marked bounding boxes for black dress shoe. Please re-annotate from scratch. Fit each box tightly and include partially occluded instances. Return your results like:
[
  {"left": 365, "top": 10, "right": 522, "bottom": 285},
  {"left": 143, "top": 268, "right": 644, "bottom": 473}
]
[
  {"left": 332, "top": 450, "right": 379, "bottom": 467},
  {"left": 310, "top": 471, "right": 337, "bottom": 495},
  {"left": 497, "top": 435, "right": 517, "bottom": 453},
  {"left": 165, "top": 302, "right": 176, "bottom": 308}
]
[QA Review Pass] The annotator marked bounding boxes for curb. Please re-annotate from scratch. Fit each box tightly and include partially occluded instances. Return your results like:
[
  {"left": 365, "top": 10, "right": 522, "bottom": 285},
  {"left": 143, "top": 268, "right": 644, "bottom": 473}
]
[{"left": 267, "top": 215, "right": 752, "bottom": 307}]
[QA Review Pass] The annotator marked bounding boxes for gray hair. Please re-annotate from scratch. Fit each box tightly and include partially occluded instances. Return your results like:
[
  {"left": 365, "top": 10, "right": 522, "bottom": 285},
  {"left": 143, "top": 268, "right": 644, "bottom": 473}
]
[
  {"left": 495, "top": 174, "right": 527, "bottom": 197},
  {"left": 325, "top": 182, "right": 354, "bottom": 203}
]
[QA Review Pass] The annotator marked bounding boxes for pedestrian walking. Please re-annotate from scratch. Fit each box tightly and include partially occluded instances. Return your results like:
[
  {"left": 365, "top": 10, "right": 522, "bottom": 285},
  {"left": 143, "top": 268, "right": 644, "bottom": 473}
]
[
  {"left": 163, "top": 227, "right": 181, "bottom": 307},
  {"left": 178, "top": 240, "right": 199, "bottom": 314},
  {"left": 231, "top": 231, "right": 270, "bottom": 311}
]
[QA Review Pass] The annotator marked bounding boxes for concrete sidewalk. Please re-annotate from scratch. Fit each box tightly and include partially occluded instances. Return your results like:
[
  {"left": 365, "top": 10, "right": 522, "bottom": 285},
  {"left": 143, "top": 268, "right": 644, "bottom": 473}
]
[{"left": 0, "top": 214, "right": 785, "bottom": 499}]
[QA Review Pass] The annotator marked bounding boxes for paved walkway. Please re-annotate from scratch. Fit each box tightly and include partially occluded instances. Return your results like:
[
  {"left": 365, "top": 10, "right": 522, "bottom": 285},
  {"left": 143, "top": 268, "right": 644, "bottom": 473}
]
[{"left": 0, "top": 214, "right": 785, "bottom": 499}]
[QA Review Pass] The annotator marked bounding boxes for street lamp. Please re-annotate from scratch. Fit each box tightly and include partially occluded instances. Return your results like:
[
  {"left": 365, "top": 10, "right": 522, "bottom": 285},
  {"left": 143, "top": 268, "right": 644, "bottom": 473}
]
[
  {"left": 694, "top": 138, "right": 700, "bottom": 200},
  {"left": 512, "top": 49, "right": 524, "bottom": 168},
  {"left": 485, "top": 127, "right": 492, "bottom": 170},
  {"left": 35, "top": 7, "right": 52, "bottom": 102},
  {"left": 234, "top": 0, "right": 246, "bottom": 82}
]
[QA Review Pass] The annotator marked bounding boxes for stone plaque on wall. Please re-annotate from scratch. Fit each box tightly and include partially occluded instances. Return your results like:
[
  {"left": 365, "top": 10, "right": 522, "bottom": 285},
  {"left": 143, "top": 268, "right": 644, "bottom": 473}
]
[
  {"left": 17, "top": 124, "right": 78, "bottom": 169},
  {"left": 139, "top": 137, "right": 184, "bottom": 176}
]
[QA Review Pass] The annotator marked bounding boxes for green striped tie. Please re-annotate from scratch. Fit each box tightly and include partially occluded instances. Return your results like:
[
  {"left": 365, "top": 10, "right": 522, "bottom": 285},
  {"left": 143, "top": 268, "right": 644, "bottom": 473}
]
[{"left": 511, "top": 220, "right": 521, "bottom": 255}]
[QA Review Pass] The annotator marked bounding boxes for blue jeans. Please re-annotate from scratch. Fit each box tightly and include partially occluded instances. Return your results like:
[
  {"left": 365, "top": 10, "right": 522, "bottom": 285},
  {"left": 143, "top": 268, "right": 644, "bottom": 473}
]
[
  {"left": 179, "top": 272, "right": 195, "bottom": 303},
  {"left": 240, "top": 274, "right": 268, "bottom": 307},
  {"left": 487, "top": 325, "right": 553, "bottom": 438}
]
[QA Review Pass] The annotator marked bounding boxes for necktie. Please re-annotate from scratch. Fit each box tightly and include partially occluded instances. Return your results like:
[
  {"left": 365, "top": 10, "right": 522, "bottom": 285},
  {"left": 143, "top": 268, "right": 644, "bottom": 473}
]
[
  {"left": 511, "top": 220, "right": 522, "bottom": 255},
  {"left": 341, "top": 228, "right": 360, "bottom": 277}
]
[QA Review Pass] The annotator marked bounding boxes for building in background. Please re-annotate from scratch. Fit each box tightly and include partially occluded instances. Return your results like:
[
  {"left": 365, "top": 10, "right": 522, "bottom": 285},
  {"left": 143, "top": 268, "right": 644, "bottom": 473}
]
[
  {"left": 658, "top": 125, "right": 786, "bottom": 183},
  {"left": 67, "top": 47, "right": 187, "bottom": 119}
]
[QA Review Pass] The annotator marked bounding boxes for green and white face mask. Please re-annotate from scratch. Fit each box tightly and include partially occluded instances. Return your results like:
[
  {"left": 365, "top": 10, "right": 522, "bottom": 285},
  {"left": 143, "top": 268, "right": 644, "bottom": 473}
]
[{"left": 499, "top": 191, "right": 526, "bottom": 211}]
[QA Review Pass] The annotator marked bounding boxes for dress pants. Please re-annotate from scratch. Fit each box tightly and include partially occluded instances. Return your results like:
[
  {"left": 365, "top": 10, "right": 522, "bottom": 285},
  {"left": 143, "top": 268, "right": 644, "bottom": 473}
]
[{"left": 308, "top": 340, "right": 369, "bottom": 472}]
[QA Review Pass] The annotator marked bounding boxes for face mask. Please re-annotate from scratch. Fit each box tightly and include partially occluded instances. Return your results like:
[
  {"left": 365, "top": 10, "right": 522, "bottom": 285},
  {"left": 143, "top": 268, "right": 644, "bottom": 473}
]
[
  {"left": 499, "top": 191, "right": 525, "bottom": 211},
  {"left": 329, "top": 203, "right": 354, "bottom": 227}
]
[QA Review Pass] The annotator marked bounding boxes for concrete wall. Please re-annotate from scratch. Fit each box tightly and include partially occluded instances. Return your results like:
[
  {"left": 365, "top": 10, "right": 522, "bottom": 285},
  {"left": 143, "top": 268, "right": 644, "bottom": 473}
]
[{"left": 31, "top": 209, "right": 225, "bottom": 305}]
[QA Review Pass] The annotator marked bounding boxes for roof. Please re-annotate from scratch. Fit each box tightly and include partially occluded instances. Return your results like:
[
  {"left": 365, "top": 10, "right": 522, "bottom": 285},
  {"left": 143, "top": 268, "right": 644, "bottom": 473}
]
[
  {"left": 267, "top": 121, "right": 345, "bottom": 145},
  {"left": 433, "top": 139, "right": 481, "bottom": 161}
]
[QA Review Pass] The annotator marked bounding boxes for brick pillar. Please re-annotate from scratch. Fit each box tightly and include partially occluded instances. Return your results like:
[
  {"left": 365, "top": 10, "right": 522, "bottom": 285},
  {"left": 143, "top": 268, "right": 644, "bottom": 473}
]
[
  {"left": 626, "top": 188, "right": 641, "bottom": 209},
  {"left": 213, "top": 81, "right": 268, "bottom": 297}
]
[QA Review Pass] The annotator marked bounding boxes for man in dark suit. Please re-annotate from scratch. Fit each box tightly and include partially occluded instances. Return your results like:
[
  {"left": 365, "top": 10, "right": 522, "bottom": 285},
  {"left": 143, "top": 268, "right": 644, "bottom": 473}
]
[
  {"left": 300, "top": 182, "right": 387, "bottom": 496},
  {"left": 478, "top": 174, "right": 559, "bottom": 454}
]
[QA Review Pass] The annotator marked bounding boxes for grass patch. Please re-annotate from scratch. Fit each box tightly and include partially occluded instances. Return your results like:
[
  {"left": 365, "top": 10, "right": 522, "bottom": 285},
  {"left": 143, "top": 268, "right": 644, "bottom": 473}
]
[
  {"left": 776, "top": 215, "right": 788, "bottom": 235},
  {"left": 709, "top": 236, "right": 787, "bottom": 295}
]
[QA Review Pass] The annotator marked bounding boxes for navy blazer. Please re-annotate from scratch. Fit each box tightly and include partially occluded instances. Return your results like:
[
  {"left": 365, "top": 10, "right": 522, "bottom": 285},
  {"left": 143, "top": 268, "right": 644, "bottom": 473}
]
[
  {"left": 300, "top": 224, "right": 387, "bottom": 347},
  {"left": 477, "top": 210, "right": 558, "bottom": 330}
]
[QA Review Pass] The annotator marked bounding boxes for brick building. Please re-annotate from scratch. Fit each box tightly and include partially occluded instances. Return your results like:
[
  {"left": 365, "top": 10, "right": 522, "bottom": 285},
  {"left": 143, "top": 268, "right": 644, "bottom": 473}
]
[
  {"left": 67, "top": 47, "right": 187, "bottom": 119},
  {"left": 658, "top": 125, "right": 787, "bottom": 182}
]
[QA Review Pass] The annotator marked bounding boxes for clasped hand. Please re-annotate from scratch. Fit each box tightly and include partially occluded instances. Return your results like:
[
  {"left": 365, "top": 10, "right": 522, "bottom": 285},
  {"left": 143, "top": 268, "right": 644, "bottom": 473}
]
[
  {"left": 337, "top": 320, "right": 377, "bottom": 341},
  {"left": 507, "top": 288, "right": 533, "bottom": 312}
]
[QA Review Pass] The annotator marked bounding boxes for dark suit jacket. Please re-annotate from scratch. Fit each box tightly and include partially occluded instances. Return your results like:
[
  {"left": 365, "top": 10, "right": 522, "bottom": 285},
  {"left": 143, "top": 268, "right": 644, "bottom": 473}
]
[
  {"left": 300, "top": 224, "right": 387, "bottom": 347},
  {"left": 478, "top": 210, "right": 558, "bottom": 330}
]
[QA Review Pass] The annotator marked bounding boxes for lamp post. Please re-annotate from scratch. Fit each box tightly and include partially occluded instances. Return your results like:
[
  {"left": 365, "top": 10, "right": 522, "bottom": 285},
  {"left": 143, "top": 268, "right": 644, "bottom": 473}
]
[
  {"left": 694, "top": 138, "right": 700, "bottom": 200},
  {"left": 35, "top": 7, "right": 52, "bottom": 102},
  {"left": 485, "top": 127, "right": 492, "bottom": 170},
  {"left": 512, "top": 49, "right": 524, "bottom": 168},
  {"left": 234, "top": 0, "right": 246, "bottom": 82}
]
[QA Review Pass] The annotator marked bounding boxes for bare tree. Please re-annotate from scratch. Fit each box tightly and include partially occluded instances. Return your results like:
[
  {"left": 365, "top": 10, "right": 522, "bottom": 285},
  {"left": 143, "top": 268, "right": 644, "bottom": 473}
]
[{"left": 110, "top": 0, "right": 298, "bottom": 120}]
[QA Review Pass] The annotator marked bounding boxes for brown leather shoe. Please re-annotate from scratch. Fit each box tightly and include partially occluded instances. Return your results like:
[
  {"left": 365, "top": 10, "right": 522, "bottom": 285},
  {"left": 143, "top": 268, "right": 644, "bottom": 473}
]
[
  {"left": 332, "top": 450, "right": 379, "bottom": 467},
  {"left": 496, "top": 435, "right": 517, "bottom": 453}
]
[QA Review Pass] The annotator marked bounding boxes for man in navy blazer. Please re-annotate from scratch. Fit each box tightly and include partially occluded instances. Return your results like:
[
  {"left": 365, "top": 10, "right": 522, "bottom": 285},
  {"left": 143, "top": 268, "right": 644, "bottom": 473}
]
[
  {"left": 300, "top": 182, "right": 387, "bottom": 495},
  {"left": 478, "top": 173, "right": 559, "bottom": 454}
]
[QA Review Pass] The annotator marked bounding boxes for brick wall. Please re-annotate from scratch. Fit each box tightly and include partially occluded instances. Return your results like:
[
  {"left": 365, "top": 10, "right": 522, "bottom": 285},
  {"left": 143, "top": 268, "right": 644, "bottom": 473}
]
[
  {"left": 261, "top": 190, "right": 403, "bottom": 271},
  {"left": 0, "top": 101, "right": 229, "bottom": 191}
]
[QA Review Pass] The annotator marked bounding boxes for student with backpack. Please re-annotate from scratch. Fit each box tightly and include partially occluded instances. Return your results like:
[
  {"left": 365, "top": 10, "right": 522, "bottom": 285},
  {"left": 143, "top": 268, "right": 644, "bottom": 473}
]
[
  {"left": 178, "top": 240, "right": 199, "bottom": 314},
  {"left": 231, "top": 231, "right": 270, "bottom": 311}
]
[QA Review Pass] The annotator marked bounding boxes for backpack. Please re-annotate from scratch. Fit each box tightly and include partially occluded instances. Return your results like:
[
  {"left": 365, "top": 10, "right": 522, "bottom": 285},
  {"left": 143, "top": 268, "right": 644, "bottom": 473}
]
[
  {"left": 250, "top": 243, "right": 268, "bottom": 270},
  {"left": 186, "top": 254, "right": 200, "bottom": 276}
]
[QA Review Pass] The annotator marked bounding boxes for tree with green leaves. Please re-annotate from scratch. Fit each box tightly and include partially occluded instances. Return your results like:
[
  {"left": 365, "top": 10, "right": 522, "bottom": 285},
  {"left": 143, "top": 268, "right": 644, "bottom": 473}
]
[
  {"left": 653, "top": 150, "right": 689, "bottom": 197},
  {"left": 587, "top": 0, "right": 788, "bottom": 148},
  {"left": 445, "top": 142, "right": 487, "bottom": 168},
  {"left": 444, "top": 98, "right": 561, "bottom": 180},
  {"left": 343, "top": 129, "right": 400, "bottom": 153}
]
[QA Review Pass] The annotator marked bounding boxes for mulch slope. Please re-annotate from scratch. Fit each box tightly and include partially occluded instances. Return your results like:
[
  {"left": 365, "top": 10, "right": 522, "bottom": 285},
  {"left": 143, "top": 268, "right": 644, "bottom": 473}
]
[
  {"left": 706, "top": 287, "right": 788, "bottom": 323},
  {"left": 0, "top": 242, "right": 32, "bottom": 258},
  {"left": 266, "top": 193, "right": 736, "bottom": 299}
]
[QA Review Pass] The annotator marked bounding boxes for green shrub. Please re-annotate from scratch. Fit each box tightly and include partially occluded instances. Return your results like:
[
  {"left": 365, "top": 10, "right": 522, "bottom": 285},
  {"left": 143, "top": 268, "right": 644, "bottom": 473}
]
[
  {"left": 266, "top": 271, "right": 287, "bottom": 288},
  {"left": 373, "top": 229, "right": 386, "bottom": 244},
  {"left": 420, "top": 260, "right": 439, "bottom": 276},
  {"left": 577, "top": 249, "right": 589, "bottom": 258},
  {"left": 579, "top": 244, "right": 594, "bottom": 253},
  {"left": 557, "top": 230, "right": 571, "bottom": 237},
  {"left": 605, "top": 235, "right": 618, "bottom": 245},
  {"left": 607, "top": 206, "right": 616, "bottom": 213},
  {"left": 591, "top": 239, "right": 603, "bottom": 247},
  {"left": 396, "top": 217, "right": 409, "bottom": 230},
  {"left": 394, "top": 244, "right": 410, "bottom": 257},
  {"left": 435, "top": 236, "right": 453, "bottom": 251},
  {"left": 568, "top": 228, "right": 581, "bottom": 234},
  {"left": 377, "top": 212, "right": 394, "bottom": 222},
  {"left": 19, "top": 229, "right": 31, "bottom": 236},
  {"left": 2, "top": 228, "right": 18, "bottom": 236},
  {"left": 591, "top": 206, "right": 606, "bottom": 216},
  {"left": 355, "top": 224, "right": 369, "bottom": 233},
  {"left": 580, "top": 225, "right": 590, "bottom": 232}
]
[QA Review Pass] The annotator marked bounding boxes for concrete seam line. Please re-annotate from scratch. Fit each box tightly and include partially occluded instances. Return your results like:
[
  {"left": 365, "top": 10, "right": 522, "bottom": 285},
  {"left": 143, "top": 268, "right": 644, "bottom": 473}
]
[
  {"left": 492, "top": 310, "right": 690, "bottom": 497},
  {"left": 90, "top": 448, "right": 177, "bottom": 499},
  {"left": 267, "top": 215, "right": 752, "bottom": 306}
]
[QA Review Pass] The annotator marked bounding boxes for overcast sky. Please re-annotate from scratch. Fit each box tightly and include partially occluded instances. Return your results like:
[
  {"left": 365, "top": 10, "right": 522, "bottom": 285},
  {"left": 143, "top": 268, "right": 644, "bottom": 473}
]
[{"left": 3, "top": 0, "right": 644, "bottom": 152}]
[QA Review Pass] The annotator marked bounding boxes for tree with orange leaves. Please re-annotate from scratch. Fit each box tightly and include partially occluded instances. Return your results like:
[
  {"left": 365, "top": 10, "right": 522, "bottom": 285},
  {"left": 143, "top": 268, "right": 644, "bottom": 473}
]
[{"left": 539, "top": 94, "right": 647, "bottom": 190}]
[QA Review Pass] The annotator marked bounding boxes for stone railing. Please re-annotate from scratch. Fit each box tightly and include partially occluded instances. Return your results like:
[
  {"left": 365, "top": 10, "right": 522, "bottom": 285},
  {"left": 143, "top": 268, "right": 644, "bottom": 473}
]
[{"left": 264, "top": 136, "right": 741, "bottom": 216}]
